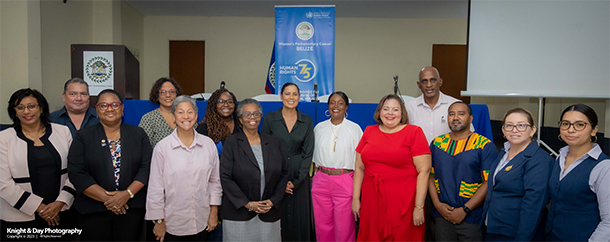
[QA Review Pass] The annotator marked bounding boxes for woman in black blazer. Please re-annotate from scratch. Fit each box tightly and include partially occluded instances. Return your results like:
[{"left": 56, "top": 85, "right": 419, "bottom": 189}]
[
  {"left": 220, "top": 98, "right": 288, "bottom": 242},
  {"left": 68, "top": 89, "right": 152, "bottom": 241}
]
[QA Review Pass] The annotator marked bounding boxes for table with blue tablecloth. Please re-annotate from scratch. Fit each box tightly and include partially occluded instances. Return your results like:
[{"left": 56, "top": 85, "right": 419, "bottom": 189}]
[{"left": 123, "top": 100, "right": 493, "bottom": 143}]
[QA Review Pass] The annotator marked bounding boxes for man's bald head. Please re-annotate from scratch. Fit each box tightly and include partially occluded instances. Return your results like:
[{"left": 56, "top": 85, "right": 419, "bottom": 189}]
[
  {"left": 418, "top": 66, "right": 440, "bottom": 81},
  {"left": 417, "top": 66, "right": 443, "bottom": 100}
]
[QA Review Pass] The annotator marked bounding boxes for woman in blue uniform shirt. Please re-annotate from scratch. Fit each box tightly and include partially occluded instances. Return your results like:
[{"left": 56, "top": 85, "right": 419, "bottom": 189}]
[
  {"left": 482, "top": 108, "right": 553, "bottom": 241},
  {"left": 546, "top": 104, "right": 610, "bottom": 241}
]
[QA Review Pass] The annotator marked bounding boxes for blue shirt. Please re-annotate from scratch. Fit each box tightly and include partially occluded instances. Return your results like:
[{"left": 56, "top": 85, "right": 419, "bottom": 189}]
[{"left": 50, "top": 107, "right": 99, "bottom": 137}]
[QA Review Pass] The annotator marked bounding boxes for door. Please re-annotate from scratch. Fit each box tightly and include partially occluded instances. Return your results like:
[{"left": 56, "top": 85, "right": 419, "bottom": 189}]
[
  {"left": 169, "top": 41, "right": 205, "bottom": 95},
  {"left": 432, "top": 44, "right": 469, "bottom": 104}
]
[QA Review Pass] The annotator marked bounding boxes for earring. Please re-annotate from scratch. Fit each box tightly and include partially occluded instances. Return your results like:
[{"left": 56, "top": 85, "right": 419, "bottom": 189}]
[
  {"left": 325, "top": 110, "right": 330, "bottom": 117},
  {"left": 344, "top": 112, "right": 348, "bottom": 119},
  {"left": 558, "top": 134, "right": 563, "bottom": 142},
  {"left": 592, "top": 135, "right": 598, "bottom": 143}
]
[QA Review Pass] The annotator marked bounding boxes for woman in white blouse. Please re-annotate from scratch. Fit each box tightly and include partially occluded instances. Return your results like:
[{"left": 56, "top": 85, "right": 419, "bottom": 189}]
[{"left": 312, "top": 91, "right": 363, "bottom": 242}]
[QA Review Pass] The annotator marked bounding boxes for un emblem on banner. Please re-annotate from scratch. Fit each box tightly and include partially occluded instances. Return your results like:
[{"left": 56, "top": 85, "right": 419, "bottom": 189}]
[
  {"left": 85, "top": 56, "right": 113, "bottom": 83},
  {"left": 296, "top": 21, "right": 314, "bottom": 40},
  {"left": 295, "top": 59, "right": 317, "bottom": 82}
]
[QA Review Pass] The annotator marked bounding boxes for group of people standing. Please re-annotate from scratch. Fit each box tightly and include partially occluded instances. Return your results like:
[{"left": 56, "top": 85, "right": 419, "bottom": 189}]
[{"left": 0, "top": 66, "right": 608, "bottom": 242}]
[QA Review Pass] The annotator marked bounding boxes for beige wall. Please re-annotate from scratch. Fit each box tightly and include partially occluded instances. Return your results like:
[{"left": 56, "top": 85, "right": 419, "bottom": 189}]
[
  {"left": 141, "top": 16, "right": 468, "bottom": 103},
  {"left": 1, "top": 1, "right": 607, "bottom": 138},
  {"left": 40, "top": 0, "right": 93, "bottom": 113},
  {"left": 37, "top": 0, "right": 143, "bottom": 115},
  {"left": 0, "top": 0, "right": 42, "bottom": 124},
  {"left": 121, "top": 1, "right": 143, "bottom": 60},
  {"left": 142, "top": 16, "right": 276, "bottom": 101}
]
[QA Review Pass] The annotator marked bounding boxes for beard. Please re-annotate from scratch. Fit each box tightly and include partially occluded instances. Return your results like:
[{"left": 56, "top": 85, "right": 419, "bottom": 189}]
[{"left": 450, "top": 122, "right": 469, "bottom": 132}]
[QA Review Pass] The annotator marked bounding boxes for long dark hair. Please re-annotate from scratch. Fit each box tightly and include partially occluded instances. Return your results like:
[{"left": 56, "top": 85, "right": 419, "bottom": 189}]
[
  {"left": 560, "top": 104, "right": 598, "bottom": 142},
  {"left": 201, "top": 88, "right": 238, "bottom": 143},
  {"left": 560, "top": 104, "right": 598, "bottom": 127}
]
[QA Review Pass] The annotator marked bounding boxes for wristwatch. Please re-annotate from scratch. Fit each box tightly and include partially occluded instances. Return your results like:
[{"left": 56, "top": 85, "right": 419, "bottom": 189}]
[
  {"left": 126, "top": 189, "right": 134, "bottom": 199},
  {"left": 157, "top": 219, "right": 163, "bottom": 224},
  {"left": 462, "top": 206, "right": 471, "bottom": 214}
]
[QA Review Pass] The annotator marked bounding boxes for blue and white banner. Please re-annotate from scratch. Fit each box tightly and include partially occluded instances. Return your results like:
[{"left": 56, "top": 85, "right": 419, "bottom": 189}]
[{"left": 275, "top": 5, "right": 335, "bottom": 101}]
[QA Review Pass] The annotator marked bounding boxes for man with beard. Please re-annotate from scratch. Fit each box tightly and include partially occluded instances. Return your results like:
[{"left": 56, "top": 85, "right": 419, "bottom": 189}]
[
  {"left": 427, "top": 101, "right": 497, "bottom": 241},
  {"left": 406, "top": 66, "right": 473, "bottom": 240},
  {"left": 50, "top": 78, "right": 99, "bottom": 136}
]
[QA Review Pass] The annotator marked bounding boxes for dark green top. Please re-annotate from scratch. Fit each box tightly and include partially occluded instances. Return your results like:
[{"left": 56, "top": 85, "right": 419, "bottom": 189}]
[
  {"left": 261, "top": 107, "right": 315, "bottom": 240},
  {"left": 261, "top": 107, "right": 314, "bottom": 189}
]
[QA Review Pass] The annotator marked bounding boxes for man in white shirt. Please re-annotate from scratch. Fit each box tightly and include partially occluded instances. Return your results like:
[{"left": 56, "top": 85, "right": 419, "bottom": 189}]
[
  {"left": 406, "top": 66, "right": 469, "bottom": 144},
  {"left": 405, "top": 66, "right": 464, "bottom": 241}
]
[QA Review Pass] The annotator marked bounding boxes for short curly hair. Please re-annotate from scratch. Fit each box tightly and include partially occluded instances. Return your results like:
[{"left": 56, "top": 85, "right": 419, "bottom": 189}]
[{"left": 149, "top": 77, "right": 183, "bottom": 105}]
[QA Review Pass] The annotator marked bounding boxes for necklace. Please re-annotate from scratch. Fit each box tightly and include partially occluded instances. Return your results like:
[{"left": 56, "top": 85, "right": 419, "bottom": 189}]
[
  {"left": 107, "top": 129, "right": 120, "bottom": 150},
  {"left": 110, "top": 129, "right": 120, "bottom": 141},
  {"left": 331, "top": 122, "right": 343, "bottom": 152},
  {"left": 23, "top": 126, "right": 44, "bottom": 141}
]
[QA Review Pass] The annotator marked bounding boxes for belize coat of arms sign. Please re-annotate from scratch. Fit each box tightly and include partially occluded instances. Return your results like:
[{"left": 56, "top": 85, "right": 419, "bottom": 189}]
[{"left": 83, "top": 51, "right": 114, "bottom": 95}]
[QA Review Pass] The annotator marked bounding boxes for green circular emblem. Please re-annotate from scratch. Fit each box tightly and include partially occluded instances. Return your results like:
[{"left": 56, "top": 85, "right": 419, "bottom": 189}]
[{"left": 85, "top": 56, "right": 113, "bottom": 83}]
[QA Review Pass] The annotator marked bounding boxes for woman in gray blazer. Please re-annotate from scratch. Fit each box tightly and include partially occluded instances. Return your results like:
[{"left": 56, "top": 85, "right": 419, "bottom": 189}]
[{"left": 220, "top": 98, "right": 288, "bottom": 242}]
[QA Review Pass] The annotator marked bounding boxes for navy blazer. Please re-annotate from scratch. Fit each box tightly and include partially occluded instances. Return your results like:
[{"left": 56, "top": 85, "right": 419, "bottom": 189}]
[
  {"left": 482, "top": 141, "right": 554, "bottom": 241},
  {"left": 68, "top": 122, "right": 152, "bottom": 215},
  {"left": 220, "top": 131, "right": 288, "bottom": 222}
]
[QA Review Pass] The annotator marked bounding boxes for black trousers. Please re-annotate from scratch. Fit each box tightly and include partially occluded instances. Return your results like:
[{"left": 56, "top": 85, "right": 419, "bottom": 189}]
[
  {"left": 78, "top": 208, "right": 144, "bottom": 241},
  {"left": 435, "top": 217, "right": 484, "bottom": 242}
]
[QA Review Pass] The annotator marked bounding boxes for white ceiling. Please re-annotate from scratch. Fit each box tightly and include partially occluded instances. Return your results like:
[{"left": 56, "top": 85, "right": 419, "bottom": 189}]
[{"left": 123, "top": 0, "right": 469, "bottom": 18}]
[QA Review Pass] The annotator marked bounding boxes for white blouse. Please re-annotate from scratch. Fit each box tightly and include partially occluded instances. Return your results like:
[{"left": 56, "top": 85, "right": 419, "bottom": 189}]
[{"left": 312, "top": 118, "right": 363, "bottom": 170}]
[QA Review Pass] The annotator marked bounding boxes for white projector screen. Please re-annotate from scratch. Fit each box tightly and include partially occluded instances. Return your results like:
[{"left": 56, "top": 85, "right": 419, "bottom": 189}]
[{"left": 464, "top": 0, "right": 610, "bottom": 99}]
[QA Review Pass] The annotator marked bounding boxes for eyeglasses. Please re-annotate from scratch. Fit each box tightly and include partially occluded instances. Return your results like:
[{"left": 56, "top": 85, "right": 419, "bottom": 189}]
[
  {"left": 419, "top": 79, "right": 438, "bottom": 85},
  {"left": 67, "top": 92, "right": 89, "bottom": 97},
  {"left": 242, "top": 111, "right": 262, "bottom": 119},
  {"left": 15, "top": 104, "right": 39, "bottom": 112},
  {"left": 217, "top": 99, "right": 235, "bottom": 106},
  {"left": 502, "top": 123, "right": 531, "bottom": 132},
  {"left": 97, "top": 102, "right": 122, "bottom": 110},
  {"left": 558, "top": 121, "right": 588, "bottom": 131},
  {"left": 159, "top": 89, "right": 177, "bottom": 95}
]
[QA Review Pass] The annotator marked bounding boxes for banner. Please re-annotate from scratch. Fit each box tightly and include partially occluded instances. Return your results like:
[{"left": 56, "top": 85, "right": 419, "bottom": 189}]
[
  {"left": 275, "top": 5, "right": 335, "bottom": 101},
  {"left": 83, "top": 51, "right": 114, "bottom": 95}
]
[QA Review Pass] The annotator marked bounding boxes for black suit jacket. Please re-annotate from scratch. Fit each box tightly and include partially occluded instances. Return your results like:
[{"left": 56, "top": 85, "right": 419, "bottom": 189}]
[
  {"left": 68, "top": 122, "right": 152, "bottom": 215},
  {"left": 220, "top": 131, "right": 288, "bottom": 222}
]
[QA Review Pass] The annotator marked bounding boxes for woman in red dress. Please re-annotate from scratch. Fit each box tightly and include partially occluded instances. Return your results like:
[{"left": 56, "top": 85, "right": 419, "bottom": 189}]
[{"left": 352, "top": 94, "right": 431, "bottom": 241}]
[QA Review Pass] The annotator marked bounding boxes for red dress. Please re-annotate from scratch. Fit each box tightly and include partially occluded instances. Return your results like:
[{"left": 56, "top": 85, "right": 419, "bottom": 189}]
[{"left": 355, "top": 124, "right": 430, "bottom": 241}]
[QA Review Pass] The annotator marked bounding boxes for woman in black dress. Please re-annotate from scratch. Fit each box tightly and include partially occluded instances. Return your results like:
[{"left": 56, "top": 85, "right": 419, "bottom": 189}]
[{"left": 261, "top": 83, "right": 315, "bottom": 241}]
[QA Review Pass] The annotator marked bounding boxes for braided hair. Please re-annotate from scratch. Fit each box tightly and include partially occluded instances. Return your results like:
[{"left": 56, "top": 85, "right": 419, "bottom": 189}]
[{"left": 201, "top": 88, "right": 238, "bottom": 143}]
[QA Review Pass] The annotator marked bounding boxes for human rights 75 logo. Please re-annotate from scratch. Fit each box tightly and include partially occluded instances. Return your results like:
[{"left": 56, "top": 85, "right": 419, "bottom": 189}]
[{"left": 295, "top": 59, "right": 317, "bottom": 83}]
